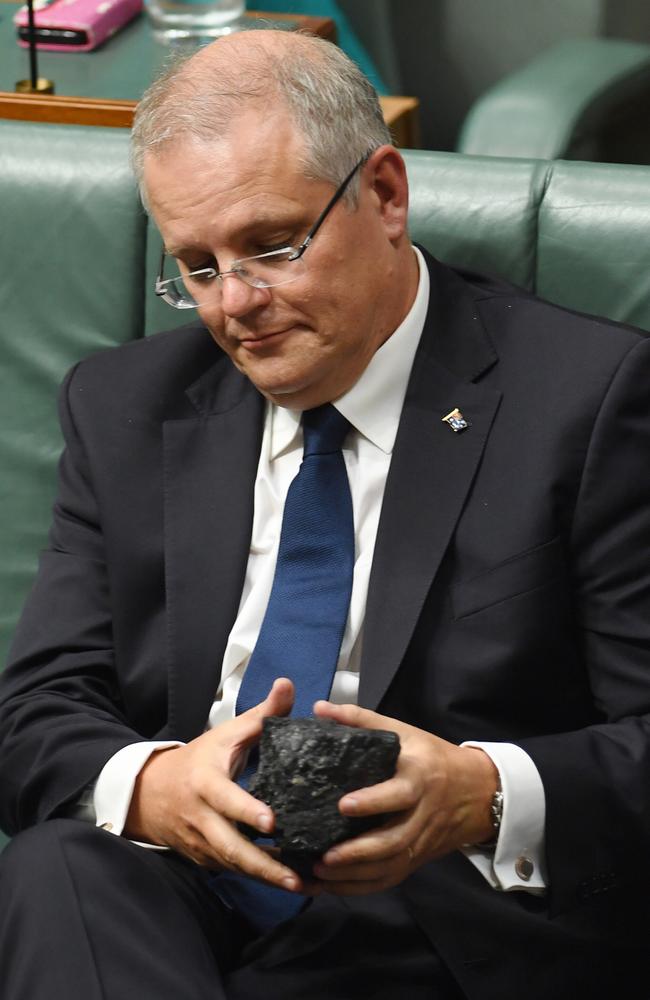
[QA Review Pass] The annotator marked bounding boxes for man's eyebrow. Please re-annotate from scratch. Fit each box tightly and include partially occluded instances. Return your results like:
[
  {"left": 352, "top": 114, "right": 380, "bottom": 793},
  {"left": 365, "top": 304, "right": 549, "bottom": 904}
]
[
  {"left": 164, "top": 210, "right": 308, "bottom": 257},
  {"left": 163, "top": 239, "right": 206, "bottom": 257},
  {"left": 242, "top": 209, "right": 305, "bottom": 229}
]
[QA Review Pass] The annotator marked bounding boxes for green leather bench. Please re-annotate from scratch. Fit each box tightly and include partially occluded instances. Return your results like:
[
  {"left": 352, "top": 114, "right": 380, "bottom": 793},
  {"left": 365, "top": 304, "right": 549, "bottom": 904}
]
[
  {"left": 3, "top": 118, "right": 650, "bottom": 847},
  {"left": 458, "top": 38, "right": 650, "bottom": 163}
]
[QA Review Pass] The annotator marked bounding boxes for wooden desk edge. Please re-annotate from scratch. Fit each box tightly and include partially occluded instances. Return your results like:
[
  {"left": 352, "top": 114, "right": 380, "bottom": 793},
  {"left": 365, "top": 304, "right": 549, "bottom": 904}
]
[
  {"left": 0, "top": 92, "right": 420, "bottom": 144},
  {"left": 0, "top": 92, "right": 136, "bottom": 127}
]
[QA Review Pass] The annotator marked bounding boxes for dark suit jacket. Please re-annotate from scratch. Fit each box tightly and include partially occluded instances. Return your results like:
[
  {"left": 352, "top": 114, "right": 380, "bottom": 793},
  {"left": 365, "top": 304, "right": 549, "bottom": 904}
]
[{"left": 2, "top": 250, "right": 650, "bottom": 998}]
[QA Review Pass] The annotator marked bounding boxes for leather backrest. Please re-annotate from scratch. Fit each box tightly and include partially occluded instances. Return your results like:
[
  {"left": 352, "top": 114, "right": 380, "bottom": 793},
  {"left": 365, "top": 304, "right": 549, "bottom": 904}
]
[
  {"left": 536, "top": 160, "right": 650, "bottom": 330},
  {"left": 0, "top": 121, "right": 146, "bottom": 663},
  {"left": 3, "top": 123, "right": 650, "bottom": 666},
  {"left": 403, "top": 150, "right": 548, "bottom": 291},
  {"left": 402, "top": 149, "right": 650, "bottom": 332}
]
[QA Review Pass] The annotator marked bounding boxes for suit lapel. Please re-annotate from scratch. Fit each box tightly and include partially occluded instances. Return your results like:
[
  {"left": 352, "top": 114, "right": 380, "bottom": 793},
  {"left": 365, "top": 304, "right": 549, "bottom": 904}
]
[
  {"left": 359, "top": 254, "right": 502, "bottom": 709},
  {"left": 163, "top": 356, "right": 264, "bottom": 741}
]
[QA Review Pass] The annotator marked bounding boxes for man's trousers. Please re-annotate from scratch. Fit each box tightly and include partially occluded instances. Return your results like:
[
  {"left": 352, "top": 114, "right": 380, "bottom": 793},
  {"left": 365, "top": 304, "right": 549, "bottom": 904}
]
[{"left": 0, "top": 819, "right": 464, "bottom": 1000}]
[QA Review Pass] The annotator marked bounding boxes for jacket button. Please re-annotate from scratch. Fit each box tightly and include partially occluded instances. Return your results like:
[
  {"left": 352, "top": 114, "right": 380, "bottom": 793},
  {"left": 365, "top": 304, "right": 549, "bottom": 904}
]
[{"left": 515, "top": 856, "right": 534, "bottom": 881}]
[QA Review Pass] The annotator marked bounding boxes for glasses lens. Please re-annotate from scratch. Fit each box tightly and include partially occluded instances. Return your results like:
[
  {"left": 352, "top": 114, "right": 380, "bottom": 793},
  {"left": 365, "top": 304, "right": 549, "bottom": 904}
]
[
  {"left": 158, "top": 266, "right": 217, "bottom": 309},
  {"left": 236, "top": 249, "right": 306, "bottom": 288},
  {"left": 157, "top": 249, "right": 306, "bottom": 309}
]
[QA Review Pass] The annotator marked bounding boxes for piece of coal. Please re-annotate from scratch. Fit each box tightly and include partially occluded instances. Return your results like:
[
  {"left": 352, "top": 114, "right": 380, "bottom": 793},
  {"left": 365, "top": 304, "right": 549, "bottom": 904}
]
[{"left": 246, "top": 716, "right": 400, "bottom": 877}]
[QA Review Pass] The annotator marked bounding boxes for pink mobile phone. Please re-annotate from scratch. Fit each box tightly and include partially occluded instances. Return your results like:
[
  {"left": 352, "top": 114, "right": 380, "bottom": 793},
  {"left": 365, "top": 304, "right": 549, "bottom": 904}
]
[{"left": 14, "top": 0, "right": 142, "bottom": 52}]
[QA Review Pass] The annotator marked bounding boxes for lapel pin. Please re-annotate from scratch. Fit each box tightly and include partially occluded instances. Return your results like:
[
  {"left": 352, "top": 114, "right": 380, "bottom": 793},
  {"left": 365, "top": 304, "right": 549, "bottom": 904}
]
[{"left": 442, "top": 408, "right": 471, "bottom": 433}]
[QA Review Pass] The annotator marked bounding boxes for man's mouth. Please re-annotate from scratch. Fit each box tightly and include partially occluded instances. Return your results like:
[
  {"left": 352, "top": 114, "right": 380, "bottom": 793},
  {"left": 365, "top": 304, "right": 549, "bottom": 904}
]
[{"left": 239, "top": 328, "right": 294, "bottom": 348}]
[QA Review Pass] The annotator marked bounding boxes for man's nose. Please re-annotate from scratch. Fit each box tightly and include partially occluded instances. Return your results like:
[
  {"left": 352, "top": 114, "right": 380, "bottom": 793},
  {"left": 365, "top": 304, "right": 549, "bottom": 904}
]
[{"left": 219, "top": 273, "right": 272, "bottom": 318}]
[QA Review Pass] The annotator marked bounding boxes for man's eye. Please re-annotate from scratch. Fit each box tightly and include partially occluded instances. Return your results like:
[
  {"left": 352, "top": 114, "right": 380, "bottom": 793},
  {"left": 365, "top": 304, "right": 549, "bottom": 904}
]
[
  {"left": 187, "top": 268, "right": 216, "bottom": 285},
  {"left": 256, "top": 241, "right": 293, "bottom": 255},
  {"left": 187, "top": 260, "right": 215, "bottom": 272}
]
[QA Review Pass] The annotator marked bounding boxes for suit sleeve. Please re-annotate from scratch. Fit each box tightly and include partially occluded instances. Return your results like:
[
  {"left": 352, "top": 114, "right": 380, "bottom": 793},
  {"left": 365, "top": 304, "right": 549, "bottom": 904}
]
[
  {"left": 519, "top": 335, "right": 650, "bottom": 916},
  {"left": 0, "top": 365, "right": 147, "bottom": 835}
]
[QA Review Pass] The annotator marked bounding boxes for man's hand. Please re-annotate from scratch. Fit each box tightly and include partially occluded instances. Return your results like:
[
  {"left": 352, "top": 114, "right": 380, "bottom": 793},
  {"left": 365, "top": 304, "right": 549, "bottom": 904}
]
[
  {"left": 124, "top": 677, "right": 302, "bottom": 894},
  {"left": 307, "top": 701, "right": 498, "bottom": 896}
]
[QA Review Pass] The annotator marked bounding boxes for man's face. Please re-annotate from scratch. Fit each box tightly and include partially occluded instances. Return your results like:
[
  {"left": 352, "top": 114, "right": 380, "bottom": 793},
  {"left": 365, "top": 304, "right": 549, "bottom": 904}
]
[{"left": 144, "top": 110, "right": 415, "bottom": 410}]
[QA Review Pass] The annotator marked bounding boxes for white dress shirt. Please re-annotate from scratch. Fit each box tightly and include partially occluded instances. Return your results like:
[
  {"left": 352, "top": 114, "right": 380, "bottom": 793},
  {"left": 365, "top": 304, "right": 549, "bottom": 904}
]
[{"left": 91, "top": 247, "right": 546, "bottom": 892}]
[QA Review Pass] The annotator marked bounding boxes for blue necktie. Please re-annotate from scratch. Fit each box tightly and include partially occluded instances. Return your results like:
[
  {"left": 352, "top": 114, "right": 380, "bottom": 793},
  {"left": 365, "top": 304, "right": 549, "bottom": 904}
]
[
  {"left": 208, "top": 403, "right": 354, "bottom": 931},
  {"left": 237, "top": 402, "right": 354, "bottom": 718}
]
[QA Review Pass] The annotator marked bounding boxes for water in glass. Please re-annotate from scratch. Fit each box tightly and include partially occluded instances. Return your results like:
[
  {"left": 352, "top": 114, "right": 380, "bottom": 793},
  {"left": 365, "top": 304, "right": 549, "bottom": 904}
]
[{"left": 145, "top": 0, "right": 245, "bottom": 40}]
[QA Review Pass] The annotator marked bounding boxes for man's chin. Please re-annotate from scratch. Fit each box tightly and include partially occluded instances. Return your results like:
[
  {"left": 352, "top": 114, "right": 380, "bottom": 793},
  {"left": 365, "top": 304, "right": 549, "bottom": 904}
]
[
  {"left": 257, "top": 378, "right": 332, "bottom": 412},
  {"left": 261, "top": 385, "right": 317, "bottom": 409},
  {"left": 238, "top": 358, "right": 309, "bottom": 401},
  {"left": 236, "top": 353, "right": 336, "bottom": 410}
]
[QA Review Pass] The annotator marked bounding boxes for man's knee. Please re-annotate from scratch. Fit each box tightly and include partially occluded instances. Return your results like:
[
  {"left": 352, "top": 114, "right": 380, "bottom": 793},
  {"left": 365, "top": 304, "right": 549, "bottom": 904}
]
[
  {"left": 0, "top": 818, "right": 142, "bottom": 908},
  {"left": 4, "top": 816, "right": 106, "bottom": 861},
  {"left": 2, "top": 818, "right": 80, "bottom": 870},
  {"left": 0, "top": 824, "right": 233, "bottom": 997},
  {"left": 0, "top": 818, "right": 202, "bottom": 935}
]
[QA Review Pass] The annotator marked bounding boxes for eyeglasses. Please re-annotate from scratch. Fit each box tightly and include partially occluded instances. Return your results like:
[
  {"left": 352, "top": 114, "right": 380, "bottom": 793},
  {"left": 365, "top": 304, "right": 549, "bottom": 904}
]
[{"left": 154, "top": 152, "right": 370, "bottom": 310}]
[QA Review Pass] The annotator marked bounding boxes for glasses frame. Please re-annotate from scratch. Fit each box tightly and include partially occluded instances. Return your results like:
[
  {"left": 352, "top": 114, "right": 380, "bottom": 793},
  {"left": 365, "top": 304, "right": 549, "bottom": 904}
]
[{"left": 155, "top": 151, "right": 371, "bottom": 308}]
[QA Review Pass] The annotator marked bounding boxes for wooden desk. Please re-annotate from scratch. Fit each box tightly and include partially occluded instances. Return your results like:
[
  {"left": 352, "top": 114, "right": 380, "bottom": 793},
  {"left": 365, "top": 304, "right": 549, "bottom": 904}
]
[
  {"left": 0, "top": 91, "right": 420, "bottom": 146},
  {"left": 0, "top": 3, "right": 420, "bottom": 145}
]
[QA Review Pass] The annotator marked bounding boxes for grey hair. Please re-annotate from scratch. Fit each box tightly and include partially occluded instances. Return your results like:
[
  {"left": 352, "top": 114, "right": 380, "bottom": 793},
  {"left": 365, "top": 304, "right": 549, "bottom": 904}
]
[{"left": 130, "top": 32, "right": 392, "bottom": 208}]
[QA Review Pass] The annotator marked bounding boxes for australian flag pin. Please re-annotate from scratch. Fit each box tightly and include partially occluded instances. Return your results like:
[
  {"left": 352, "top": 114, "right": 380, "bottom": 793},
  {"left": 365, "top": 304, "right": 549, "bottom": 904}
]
[{"left": 442, "top": 408, "right": 471, "bottom": 433}]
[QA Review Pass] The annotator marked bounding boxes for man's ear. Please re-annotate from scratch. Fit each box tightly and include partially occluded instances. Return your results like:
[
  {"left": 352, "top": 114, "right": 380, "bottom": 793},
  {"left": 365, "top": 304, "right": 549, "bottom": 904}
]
[{"left": 366, "top": 145, "right": 410, "bottom": 243}]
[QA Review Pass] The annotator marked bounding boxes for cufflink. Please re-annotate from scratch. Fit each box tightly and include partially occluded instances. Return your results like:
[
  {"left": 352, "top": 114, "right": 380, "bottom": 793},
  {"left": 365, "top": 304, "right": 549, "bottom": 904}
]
[
  {"left": 515, "top": 856, "right": 534, "bottom": 881},
  {"left": 442, "top": 408, "right": 471, "bottom": 433}
]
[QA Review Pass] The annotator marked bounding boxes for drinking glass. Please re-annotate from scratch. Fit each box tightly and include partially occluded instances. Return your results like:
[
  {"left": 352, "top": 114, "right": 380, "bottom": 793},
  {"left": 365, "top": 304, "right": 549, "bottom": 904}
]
[{"left": 144, "top": 0, "right": 245, "bottom": 41}]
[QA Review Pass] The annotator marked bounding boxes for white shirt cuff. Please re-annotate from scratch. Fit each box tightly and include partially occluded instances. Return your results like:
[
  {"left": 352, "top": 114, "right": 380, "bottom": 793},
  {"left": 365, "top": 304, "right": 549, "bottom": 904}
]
[
  {"left": 460, "top": 741, "right": 547, "bottom": 893},
  {"left": 93, "top": 740, "right": 183, "bottom": 848}
]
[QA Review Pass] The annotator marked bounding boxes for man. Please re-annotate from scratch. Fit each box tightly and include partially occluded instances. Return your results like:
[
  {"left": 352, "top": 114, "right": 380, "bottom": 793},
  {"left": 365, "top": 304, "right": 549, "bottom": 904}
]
[{"left": 1, "top": 29, "right": 650, "bottom": 1000}]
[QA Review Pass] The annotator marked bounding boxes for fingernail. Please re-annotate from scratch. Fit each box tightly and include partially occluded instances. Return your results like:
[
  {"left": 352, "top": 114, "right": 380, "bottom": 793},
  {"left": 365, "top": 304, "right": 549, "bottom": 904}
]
[
  {"left": 341, "top": 797, "right": 358, "bottom": 812},
  {"left": 257, "top": 813, "right": 272, "bottom": 832},
  {"left": 323, "top": 848, "right": 340, "bottom": 863},
  {"left": 282, "top": 877, "right": 297, "bottom": 891}
]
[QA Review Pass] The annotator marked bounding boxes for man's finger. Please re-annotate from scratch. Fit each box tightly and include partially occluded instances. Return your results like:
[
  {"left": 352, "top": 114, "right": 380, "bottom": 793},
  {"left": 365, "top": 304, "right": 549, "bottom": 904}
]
[
  {"left": 256, "top": 676, "right": 295, "bottom": 717},
  {"left": 212, "top": 678, "right": 295, "bottom": 775},
  {"left": 225, "top": 677, "right": 295, "bottom": 748},
  {"left": 337, "top": 772, "right": 419, "bottom": 817},
  {"left": 319, "top": 817, "right": 417, "bottom": 866},
  {"left": 314, "top": 700, "right": 407, "bottom": 736},
  {"left": 198, "top": 810, "right": 302, "bottom": 892},
  {"left": 198, "top": 771, "right": 276, "bottom": 835}
]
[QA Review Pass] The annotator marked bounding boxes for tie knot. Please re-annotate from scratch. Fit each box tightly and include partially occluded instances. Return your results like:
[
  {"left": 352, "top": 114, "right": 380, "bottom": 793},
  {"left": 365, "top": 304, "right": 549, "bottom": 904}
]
[{"left": 302, "top": 404, "right": 351, "bottom": 456}]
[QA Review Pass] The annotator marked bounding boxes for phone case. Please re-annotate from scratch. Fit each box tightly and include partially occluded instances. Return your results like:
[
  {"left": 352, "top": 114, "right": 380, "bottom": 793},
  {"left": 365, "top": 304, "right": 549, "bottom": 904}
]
[{"left": 15, "top": 0, "right": 142, "bottom": 52}]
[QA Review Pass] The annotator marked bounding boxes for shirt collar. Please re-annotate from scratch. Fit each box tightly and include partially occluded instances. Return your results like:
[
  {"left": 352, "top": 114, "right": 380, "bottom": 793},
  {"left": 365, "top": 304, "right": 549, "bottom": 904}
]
[{"left": 269, "top": 245, "right": 430, "bottom": 458}]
